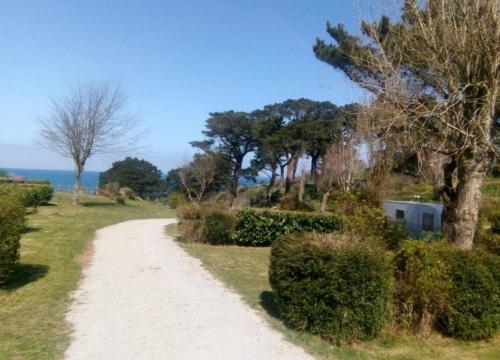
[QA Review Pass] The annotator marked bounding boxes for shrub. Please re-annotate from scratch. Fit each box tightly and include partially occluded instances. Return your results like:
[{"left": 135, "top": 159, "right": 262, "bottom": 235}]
[
  {"left": 278, "top": 194, "right": 314, "bottom": 212},
  {"left": 0, "top": 193, "right": 25, "bottom": 284},
  {"left": 269, "top": 233, "right": 393, "bottom": 343},
  {"left": 395, "top": 240, "right": 452, "bottom": 332},
  {"left": 177, "top": 204, "right": 206, "bottom": 243},
  {"left": 203, "top": 208, "right": 237, "bottom": 245},
  {"left": 0, "top": 182, "right": 53, "bottom": 209},
  {"left": 344, "top": 206, "right": 407, "bottom": 249},
  {"left": 232, "top": 209, "right": 342, "bottom": 246},
  {"left": 436, "top": 250, "right": 500, "bottom": 340},
  {"left": 166, "top": 191, "right": 187, "bottom": 209},
  {"left": 119, "top": 187, "right": 135, "bottom": 200},
  {"left": 100, "top": 182, "right": 125, "bottom": 204}
]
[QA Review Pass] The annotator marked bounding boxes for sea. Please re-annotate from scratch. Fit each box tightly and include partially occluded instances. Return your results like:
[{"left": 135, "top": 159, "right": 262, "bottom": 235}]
[{"left": 3, "top": 168, "right": 100, "bottom": 193}]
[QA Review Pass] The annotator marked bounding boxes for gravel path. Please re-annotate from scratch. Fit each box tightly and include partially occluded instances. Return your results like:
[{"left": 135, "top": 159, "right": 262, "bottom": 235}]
[{"left": 64, "top": 218, "right": 313, "bottom": 360}]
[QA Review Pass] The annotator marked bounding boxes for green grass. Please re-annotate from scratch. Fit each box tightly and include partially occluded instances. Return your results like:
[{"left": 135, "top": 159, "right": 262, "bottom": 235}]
[
  {"left": 178, "top": 236, "right": 500, "bottom": 360},
  {"left": 0, "top": 193, "right": 174, "bottom": 360}
]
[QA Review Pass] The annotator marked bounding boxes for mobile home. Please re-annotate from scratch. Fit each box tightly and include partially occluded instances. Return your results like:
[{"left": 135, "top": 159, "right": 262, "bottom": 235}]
[{"left": 383, "top": 200, "right": 443, "bottom": 236}]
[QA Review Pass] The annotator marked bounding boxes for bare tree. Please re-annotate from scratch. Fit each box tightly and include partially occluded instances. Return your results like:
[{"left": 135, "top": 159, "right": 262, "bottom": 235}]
[
  {"left": 315, "top": 0, "right": 499, "bottom": 249},
  {"left": 39, "top": 81, "right": 139, "bottom": 205},
  {"left": 317, "top": 140, "right": 365, "bottom": 212},
  {"left": 179, "top": 153, "right": 218, "bottom": 204}
]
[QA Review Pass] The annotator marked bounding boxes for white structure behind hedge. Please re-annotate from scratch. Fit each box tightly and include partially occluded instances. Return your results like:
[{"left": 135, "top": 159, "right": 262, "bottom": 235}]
[{"left": 383, "top": 200, "right": 443, "bottom": 236}]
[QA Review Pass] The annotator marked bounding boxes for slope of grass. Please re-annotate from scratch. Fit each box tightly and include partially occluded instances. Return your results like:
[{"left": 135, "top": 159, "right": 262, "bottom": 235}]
[
  {"left": 0, "top": 193, "right": 174, "bottom": 360},
  {"left": 179, "top": 237, "right": 500, "bottom": 360}
]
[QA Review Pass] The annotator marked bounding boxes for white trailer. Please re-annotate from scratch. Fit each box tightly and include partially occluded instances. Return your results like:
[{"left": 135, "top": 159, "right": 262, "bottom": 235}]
[{"left": 383, "top": 200, "right": 443, "bottom": 236}]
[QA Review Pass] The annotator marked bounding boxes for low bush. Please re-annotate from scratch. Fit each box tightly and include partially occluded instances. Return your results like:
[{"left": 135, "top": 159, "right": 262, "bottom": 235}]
[
  {"left": 436, "top": 249, "right": 500, "bottom": 340},
  {"left": 177, "top": 204, "right": 206, "bottom": 243},
  {"left": 232, "top": 209, "right": 342, "bottom": 246},
  {"left": 278, "top": 194, "right": 314, "bottom": 212},
  {"left": 396, "top": 239, "right": 500, "bottom": 340},
  {"left": 203, "top": 208, "right": 237, "bottom": 245},
  {"left": 100, "top": 182, "right": 125, "bottom": 204},
  {"left": 269, "top": 233, "right": 393, "bottom": 343},
  {"left": 344, "top": 206, "right": 407, "bottom": 249},
  {"left": 0, "top": 182, "right": 53, "bottom": 209},
  {"left": 166, "top": 191, "right": 187, "bottom": 209},
  {"left": 0, "top": 193, "right": 25, "bottom": 284}
]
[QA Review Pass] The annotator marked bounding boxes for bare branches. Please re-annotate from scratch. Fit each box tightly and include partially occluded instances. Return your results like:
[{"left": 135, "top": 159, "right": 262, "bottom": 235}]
[
  {"left": 39, "top": 81, "right": 140, "bottom": 205},
  {"left": 179, "top": 153, "right": 219, "bottom": 204}
]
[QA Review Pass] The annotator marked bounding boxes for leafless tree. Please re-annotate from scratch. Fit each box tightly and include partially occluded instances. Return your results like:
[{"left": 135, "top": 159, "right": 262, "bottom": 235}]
[
  {"left": 315, "top": 0, "right": 500, "bottom": 249},
  {"left": 179, "top": 153, "right": 218, "bottom": 204},
  {"left": 39, "top": 81, "right": 139, "bottom": 205},
  {"left": 317, "top": 140, "right": 365, "bottom": 212}
]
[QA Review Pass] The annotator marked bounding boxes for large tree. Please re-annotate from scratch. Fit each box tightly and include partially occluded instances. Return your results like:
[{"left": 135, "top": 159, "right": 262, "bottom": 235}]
[
  {"left": 99, "top": 157, "right": 163, "bottom": 198},
  {"left": 193, "top": 111, "right": 257, "bottom": 205},
  {"left": 40, "top": 81, "right": 139, "bottom": 205},
  {"left": 314, "top": 0, "right": 499, "bottom": 250}
]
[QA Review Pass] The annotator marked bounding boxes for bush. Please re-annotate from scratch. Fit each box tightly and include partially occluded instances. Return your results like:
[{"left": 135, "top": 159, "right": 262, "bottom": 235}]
[
  {"left": 232, "top": 209, "right": 342, "bottom": 246},
  {"left": 203, "top": 208, "right": 237, "bottom": 245},
  {"left": 344, "top": 206, "right": 407, "bottom": 249},
  {"left": 166, "top": 191, "right": 187, "bottom": 209},
  {"left": 0, "top": 182, "right": 53, "bottom": 209},
  {"left": 436, "top": 250, "right": 500, "bottom": 340},
  {"left": 177, "top": 204, "right": 206, "bottom": 243},
  {"left": 119, "top": 187, "right": 135, "bottom": 200},
  {"left": 269, "top": 233, "right": 393, "bottom": 343},
  {"left": 279, "top": 194, "right": 314, "bottom": 212},
  {"left": 100, "top": 182, "right": 125, "bottom": 204},
  {"left": 0, "top": 193, "right": 25, "bottom": 284}
]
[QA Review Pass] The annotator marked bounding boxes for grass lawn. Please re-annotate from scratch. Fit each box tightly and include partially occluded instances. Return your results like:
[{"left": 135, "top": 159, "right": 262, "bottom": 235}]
[
  {"left": 175, "top": 231, "right": 500, "bottom": 360},
  {"left": 0, "top": 193, "right": 174, "bottom": 360}
]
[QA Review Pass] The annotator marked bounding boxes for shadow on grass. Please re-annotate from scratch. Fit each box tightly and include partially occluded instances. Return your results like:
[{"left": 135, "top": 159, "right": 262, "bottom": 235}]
[
  {"left": 22, "top": 226, "right": 41, "bottom": 234},
  {"left": 80, "top": 201, "right": 122, "bottom": 208},
  {"left": 260, "top": 290, "right": 281, "bottom": 320},
  {"left": 1, "top": 264, "right": 49, "bottom": 291}
]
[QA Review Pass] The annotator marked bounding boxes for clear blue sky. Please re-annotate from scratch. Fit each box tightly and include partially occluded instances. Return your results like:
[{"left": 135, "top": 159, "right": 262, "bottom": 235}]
[{"left": 0, "top": 0, "right": 376, "bottom": 172}]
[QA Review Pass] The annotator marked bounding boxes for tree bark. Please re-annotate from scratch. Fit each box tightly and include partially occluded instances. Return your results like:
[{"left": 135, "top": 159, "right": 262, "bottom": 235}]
[
  {"left": 298, "top": 170, "right": 306, "bottom": 202},
  {"left": 72, "top": 168, "right": 82, "bottom": 206},
  {"left": 229, "top": 163, "right": 241, "bottom": 207},
  {"left": 285, "top": 156, "right": 297, "bottom": 194},
  {"left": 320, "top": 191, "right": 330, "bottom": 213},
  {"left": 310, "top": 154, "right": 319, "bottom": 178},
  {"left": 441, "top": 155, "right": 491, "bottom": 250},
  {"left": 266, "top": 167, "right": 277, "bottom": 203}
]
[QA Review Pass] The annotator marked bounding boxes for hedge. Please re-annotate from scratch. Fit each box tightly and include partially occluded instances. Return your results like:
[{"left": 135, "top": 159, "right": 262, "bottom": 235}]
[
  {"left": 0, "top": 182, "right": 53, "bottom": 208},
  {"left": 231, "top": 209, "right": 342, "bottom": 246},
  {"left": 0, "top": 193, "right": 25, "bottom": 284},
  {"left": 269, "top": 233, "right": 393, "bottom": 343}
]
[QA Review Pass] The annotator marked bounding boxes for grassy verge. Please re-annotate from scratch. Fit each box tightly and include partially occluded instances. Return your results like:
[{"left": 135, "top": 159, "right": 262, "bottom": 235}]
[
  {"left": 178, "top": 236, "right": 500, "bottom": 360},
  {"left": 0, "top": 193, "right": 174, "bottom": 360}
]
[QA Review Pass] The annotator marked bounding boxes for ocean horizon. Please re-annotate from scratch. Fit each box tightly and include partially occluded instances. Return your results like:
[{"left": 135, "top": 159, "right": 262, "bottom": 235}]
[{"left": 3, "top": 168, "right": 101, "bottom": 192}]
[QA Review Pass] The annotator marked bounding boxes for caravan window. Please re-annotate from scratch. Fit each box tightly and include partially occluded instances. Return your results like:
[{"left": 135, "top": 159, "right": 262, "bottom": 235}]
[
  {"left": 396, "top": 209, "right": 405, "bottom": 220},
  {"left": 422, "top": 213, "right": 434, "bottom": 231}
]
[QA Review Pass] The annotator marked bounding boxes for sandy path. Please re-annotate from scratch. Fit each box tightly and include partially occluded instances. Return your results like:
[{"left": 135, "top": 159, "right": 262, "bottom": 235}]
[{"left": 64, "top": 219, "right": 313, "bottom": 360}]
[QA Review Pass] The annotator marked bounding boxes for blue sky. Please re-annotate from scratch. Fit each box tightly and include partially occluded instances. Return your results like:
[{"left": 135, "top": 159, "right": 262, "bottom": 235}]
[{"left": 0, "top": 0, "right": 377, "bottom": 172}]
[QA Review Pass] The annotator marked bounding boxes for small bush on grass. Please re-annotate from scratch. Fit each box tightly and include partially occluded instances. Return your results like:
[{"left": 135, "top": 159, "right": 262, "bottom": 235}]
[
  {"left": 0, "top": 182, "right": 54, "bottom": 210},
  {"left": 270, "top": 233, "right": 393, "bottom": 343},
  {"left": 0, "top": 193, "right": 25, "bottom": 284},
  {"left": 436, "top": 249, "right": 500, "bottom": 340},
  {"left": 100, "top": 182, "right": 126, "bottom": 204},
  {"left": 166, "top": 191, "right": 187, "bottom": 209},
  {"left": 177, "top": 204, "right": 206, "bottom": 243},
  {"left": 203, "top": 208, "right": 237, "bottom": 245},
  {"left": 278, "top": 195, "right": 314, "bottom": 212},
  {"left": 232, "top": 209, "right": 342, "bottom": 246}
]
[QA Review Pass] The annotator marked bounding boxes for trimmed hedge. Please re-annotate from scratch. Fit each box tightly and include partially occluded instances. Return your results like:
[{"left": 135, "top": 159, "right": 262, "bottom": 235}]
[
  {"left": 269, "top": 233, "right": 393, "bottom": 343},
  {"left": 203, "top": 208, "right": 237, "bottom": 245},
  {"left": 0, "top": 193, "right": 25, "bottom": 284},
  {"left": 0, "top": 182, "right": 53, "bottom": 208},
  {"left": 232, "top": 209, "right": 342, "bottom": 246}
]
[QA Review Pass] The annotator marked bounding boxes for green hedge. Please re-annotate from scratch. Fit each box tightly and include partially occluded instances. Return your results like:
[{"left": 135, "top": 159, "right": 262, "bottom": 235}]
[
  {"left": 232, "top": 209, "right": 342, "bottom": 246},
  {"left": 0, "top": 193, "right": 25, "bottom": 284},
  {"left": 396, "top": 239, "right": 500, "bottom": 340},
  {"left": 0, "top": 182, "right": 53, "bottom": 208},
  {"left": 269, "top": 233, "right": 393, "bottom": 342},
  {"left": 203, "top": 208, "right": 237, "bottom": 245}
]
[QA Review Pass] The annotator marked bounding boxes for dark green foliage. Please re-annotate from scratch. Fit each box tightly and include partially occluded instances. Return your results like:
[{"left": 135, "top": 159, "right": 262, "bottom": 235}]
[
  {"left": 344, "top": 205, "right": 407, "bottom": 249},
  {"left": 269, "top": 233, "right": 393, "bottom": 342},
  {"left": 0, "top": 193, "right": 25, "bottom": 284},
  {"left": 203, "top": 208, "right": 237, "bottom": 245},
  {"left": 232, "top": 209, "right": 342, "bottom": 246},
  {"left": 436, "top": 250, "right": 500, "bottom": 340},
  {"left": 99, "top": 157, "right": 164, "bottom": 198}
]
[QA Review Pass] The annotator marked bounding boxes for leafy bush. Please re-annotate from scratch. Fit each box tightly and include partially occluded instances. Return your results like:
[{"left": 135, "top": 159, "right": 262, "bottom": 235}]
[
  {"left": 0, "top": 193, "right": 25, "bottom": 284},
  {"left": 278, "top": 194, "right": 314, "bottom": 212},
  {"left": 166, "top": 191, "right": 187, "bottom": 209},
  {"left": 177, "top": 205, "right": 206, "bottom": 243},
  {"left": 120, "top": 187, "right": 135, "bottom": 200},
  {"left": 203, "top": 208, "right": 237, "bottom": 245},
  {"left": 436, "top": 250, "right": 500, "bottom": 340},
  {"left": 269, "top": 233, "right": 393, "bottom": 343},
  {"left": 0, "top": 182, "right": 53, "bottom": 209},
  {"left": 395, "top": 240, "right": 452, "bottom": 332},
  {"left": 344, "top": 206, "right": 407, "bottom": 249},
  {"left": 232, "top": 209, "right": 342, "bottom": 246},
  {"left": 100, "top": 182, "right": 125, "bottom": 204}
]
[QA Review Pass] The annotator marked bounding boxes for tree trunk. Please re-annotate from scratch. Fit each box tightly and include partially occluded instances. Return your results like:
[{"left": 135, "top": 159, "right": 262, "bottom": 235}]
[
  {"left": 320, "top": 190, "right": 330, "bottom": 213},
  {"left": 441, "top": 156, "right": 491, "bottom": 250},
  {"left": 229, "top": 164, "right": 241, "bottom": 207},
  {"left": 72, "top": 168, "right": 82, "bottom": 206},
  {"left": 298, "top": 170, "right": 306, "bottom": 202},
  {"left": 285, "top": 156, "right": 297, "bottom": 194},
  {"left": 310, "top": 154, "right": 319, "bottom": 178},
  {"left": 266, "top": 168, "right": 277, "bottom": 202},
  {"left": 292, "top": 158, "right": 299, "bottom": 180}
]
